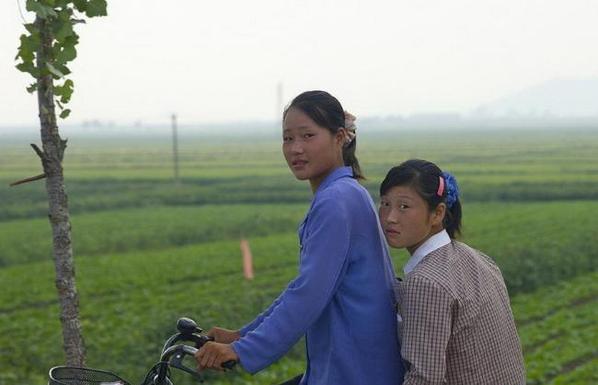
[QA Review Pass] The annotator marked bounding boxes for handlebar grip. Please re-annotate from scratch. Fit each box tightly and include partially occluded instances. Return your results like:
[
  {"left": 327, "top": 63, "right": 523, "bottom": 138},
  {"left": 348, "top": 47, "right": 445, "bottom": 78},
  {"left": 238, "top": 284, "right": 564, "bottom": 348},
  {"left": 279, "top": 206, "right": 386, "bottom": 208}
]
[
  {"left": 203, "top": 337, "right": 236, "bottom": 370},
  {"left": 222, "top": 360, "right": 237, "bottom": 370},
  {"left": 181, "top": 345, "right": 198, "bottom": 356}
]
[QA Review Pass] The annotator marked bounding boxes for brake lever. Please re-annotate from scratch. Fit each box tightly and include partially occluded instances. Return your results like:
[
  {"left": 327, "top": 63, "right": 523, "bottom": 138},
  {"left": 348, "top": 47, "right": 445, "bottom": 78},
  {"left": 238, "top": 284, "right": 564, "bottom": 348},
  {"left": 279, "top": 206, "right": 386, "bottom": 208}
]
[
  {"left": 168, "top": 339, "right": 236, "bottom": 376},
  {"left": 169, "top": 345, "right": 204, "bottom": 382}
]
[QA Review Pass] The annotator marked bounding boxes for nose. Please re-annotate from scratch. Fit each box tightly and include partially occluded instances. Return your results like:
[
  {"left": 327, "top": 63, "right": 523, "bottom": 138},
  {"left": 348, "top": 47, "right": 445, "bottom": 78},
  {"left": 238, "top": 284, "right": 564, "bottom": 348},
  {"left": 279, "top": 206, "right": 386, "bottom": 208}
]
[
  {"left": 385, "top": 208, "right": 399, "bottom": 224},
  {"left": 289, "top": 140, "right": 304, "bottom": 154}
]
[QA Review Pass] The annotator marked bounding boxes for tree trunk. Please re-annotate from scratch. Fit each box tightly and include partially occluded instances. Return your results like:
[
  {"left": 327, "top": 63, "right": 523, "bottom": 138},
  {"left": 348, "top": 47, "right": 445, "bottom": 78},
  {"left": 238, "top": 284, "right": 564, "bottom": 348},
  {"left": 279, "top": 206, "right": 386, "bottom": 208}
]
[{"left": 36, "top": 16, "right": 86, "bottom": 367}]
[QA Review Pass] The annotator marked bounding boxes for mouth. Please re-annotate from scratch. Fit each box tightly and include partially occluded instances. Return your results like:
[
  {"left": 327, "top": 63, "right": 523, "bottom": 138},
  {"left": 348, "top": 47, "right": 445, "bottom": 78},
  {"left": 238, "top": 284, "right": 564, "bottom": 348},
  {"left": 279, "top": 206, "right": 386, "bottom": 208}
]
[
  {"left": 291, "top": 159, "right": 308, "bottom": 168},
  {"left": 385, "top": 228, "right": 400, "bottom": 236}
]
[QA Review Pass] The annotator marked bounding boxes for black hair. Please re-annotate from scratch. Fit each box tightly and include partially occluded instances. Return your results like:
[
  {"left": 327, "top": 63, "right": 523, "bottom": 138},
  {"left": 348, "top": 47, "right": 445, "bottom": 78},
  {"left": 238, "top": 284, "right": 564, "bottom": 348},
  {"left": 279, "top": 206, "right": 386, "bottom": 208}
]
[
  {"left": 379, "top": 159, "right": 462, "bottom": 239},
  {"left": 283, "top": 90, "right": 364, "bottom": 180}
]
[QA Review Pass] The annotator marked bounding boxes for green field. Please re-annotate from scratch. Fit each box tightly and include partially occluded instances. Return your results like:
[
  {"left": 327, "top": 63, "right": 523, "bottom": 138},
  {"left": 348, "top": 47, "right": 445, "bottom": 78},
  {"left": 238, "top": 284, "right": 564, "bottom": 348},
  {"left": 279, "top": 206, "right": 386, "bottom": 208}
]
[{"left": 1, "top": 127, "right": 597, "bottom": 384}]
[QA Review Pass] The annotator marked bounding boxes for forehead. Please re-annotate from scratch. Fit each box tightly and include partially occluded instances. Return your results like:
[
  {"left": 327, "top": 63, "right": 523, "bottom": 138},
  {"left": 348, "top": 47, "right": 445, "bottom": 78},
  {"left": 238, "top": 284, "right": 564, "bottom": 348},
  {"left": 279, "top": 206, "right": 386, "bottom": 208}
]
[
  {"left": 381, "top": 185, "right": 419, "bottom": 200},
  {"left": 283, "top": 107, "right": 318, "bottom": 131}
]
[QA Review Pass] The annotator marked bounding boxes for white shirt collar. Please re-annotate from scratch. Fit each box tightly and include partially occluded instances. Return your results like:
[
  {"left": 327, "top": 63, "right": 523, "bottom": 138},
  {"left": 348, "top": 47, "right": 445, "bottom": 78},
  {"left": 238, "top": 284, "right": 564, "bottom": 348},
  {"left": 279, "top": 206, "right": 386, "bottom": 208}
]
[{"left": 403, "top": 230, "right": 451, "bottom": 274}]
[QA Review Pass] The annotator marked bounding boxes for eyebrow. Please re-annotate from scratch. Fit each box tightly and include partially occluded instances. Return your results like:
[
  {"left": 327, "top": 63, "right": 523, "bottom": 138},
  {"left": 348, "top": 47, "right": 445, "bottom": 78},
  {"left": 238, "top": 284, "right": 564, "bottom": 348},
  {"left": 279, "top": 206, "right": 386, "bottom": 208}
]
[
  {"left": 382, "top": 194, "right": 414, "bottom": 201},
  {"left": 283, "top": 125, "right": 311, "bottom": 133}
]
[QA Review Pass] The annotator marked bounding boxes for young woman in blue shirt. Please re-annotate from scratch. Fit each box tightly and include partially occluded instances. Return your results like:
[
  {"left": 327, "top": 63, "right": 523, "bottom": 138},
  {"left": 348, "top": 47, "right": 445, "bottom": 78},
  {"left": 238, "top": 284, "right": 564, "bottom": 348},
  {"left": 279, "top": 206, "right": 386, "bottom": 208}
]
[{"left": 195, "top": 91, "right": 404, "bottom": 385}]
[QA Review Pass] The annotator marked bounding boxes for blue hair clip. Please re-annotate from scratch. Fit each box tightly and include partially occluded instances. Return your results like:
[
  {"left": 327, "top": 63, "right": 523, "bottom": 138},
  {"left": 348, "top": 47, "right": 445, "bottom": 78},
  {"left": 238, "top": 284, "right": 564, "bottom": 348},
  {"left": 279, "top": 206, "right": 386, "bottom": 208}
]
[{"left": 442, "top": 171, "right": 460, "bottom": 208}]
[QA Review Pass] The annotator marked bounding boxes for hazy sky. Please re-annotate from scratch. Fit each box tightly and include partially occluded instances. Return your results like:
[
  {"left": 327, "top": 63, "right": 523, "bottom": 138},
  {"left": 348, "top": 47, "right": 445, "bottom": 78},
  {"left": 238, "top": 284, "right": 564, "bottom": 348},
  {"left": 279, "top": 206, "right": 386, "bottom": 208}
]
[{"left": 1, "top": 0, "right": 597, "bottom": 128}]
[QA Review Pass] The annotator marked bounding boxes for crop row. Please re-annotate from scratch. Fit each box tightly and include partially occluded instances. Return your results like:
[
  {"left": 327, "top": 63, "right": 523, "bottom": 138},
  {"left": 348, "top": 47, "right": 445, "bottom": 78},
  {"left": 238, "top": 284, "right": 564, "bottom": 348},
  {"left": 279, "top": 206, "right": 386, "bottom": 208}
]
[
  {"left": 2, "top": 128, "right": 597, "bottom": 221},
  {"left": 2, "top": 200, "right": 596, "bottom": 296},
  {"left": 3, "top": 174, "right": 597, "bottom": 222},
  {"left": 1, "top": 234, "right": 596, "bottom": 384},
  {"left": 0, "top": 203, "right": 307, "bottom": 267},
  {"left": 0, "top": 233, "right": 302, "bottom": 384},
  {"left": 510, "top": 271, "right": 598, "bottom": 385}
]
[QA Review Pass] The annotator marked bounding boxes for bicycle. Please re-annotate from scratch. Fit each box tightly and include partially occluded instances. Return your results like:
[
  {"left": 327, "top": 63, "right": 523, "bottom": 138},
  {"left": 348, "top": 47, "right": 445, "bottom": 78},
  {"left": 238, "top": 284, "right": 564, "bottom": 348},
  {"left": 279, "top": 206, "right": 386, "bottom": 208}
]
[{"left": 48, "top": 317, "right": 236, "bottom": 385}]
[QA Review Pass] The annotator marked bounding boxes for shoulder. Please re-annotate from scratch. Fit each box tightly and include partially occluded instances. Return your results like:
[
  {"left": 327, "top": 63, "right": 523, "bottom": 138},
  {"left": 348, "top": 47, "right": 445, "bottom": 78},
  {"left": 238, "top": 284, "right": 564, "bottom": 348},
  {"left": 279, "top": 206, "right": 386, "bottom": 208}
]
[
  {"left": 448, "top": 241, "right": 502, "bottom": 272},
  {"left": 418, "top": 241, "right": 496, "bottom": 269},
  {"left": 314, "top": 177, "right": 369, "bottom": 213},
  {"left": 413, "top": 241, "right": 504, "bottom": 291},
  {"left": 406, "top": 242, "right": 462, "bottom": 294},
  {"left": 401, "top": 272, "right": 454, "bottom": 306},
  {"left": 409, "top": 243, "right": 454, "bottom": 278}
]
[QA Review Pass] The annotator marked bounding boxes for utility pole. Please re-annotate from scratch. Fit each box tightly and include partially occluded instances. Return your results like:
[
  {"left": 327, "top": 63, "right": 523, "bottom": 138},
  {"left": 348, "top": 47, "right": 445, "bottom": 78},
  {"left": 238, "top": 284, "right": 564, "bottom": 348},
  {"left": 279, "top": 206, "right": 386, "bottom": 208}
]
[{"left": 171, "top": 113, "right": 180, "bottom": 185}]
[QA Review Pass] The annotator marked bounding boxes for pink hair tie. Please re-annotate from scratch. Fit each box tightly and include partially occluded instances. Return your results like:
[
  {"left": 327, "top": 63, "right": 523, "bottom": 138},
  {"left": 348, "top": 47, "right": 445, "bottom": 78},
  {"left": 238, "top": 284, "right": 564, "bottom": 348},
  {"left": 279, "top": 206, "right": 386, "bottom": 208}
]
[{"left": 437, "top": 176, "right": 445, "bottom": 196}]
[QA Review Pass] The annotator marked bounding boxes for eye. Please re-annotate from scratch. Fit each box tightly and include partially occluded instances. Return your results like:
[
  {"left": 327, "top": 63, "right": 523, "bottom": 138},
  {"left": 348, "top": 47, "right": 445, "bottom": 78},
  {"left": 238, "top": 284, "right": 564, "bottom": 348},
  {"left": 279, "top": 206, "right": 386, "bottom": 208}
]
[
  {"left": 283, "top": 136, "right": 293, "bottom": 143},
  {"left": 380, "top": 200, "right": 390, "bottom": 208},
  {"left": 399, "top": 204, "right": 409, "bottom": 210},
  {"left": 303, "top": 132, "right": 315, "bottom": 139}
]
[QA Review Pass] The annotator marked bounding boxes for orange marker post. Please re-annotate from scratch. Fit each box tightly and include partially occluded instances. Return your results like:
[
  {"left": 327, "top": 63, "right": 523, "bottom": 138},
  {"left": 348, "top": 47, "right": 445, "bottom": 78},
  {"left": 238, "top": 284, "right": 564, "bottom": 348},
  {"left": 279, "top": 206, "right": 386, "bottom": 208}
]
[{"left": 240, "top": 238, "right": 254, "bottom": 280}]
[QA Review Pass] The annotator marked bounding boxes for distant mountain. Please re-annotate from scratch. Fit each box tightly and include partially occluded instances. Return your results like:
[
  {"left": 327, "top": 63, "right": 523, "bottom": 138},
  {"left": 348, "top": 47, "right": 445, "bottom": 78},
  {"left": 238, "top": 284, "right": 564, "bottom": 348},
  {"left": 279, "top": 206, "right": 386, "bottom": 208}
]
[{"left": 472, "top": 78, "right": 598, "bottom": 118}]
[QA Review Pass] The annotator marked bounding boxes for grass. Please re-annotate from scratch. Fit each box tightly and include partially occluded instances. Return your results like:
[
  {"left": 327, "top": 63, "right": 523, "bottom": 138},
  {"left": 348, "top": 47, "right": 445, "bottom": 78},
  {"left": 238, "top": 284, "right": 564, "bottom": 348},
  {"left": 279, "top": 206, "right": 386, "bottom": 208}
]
[
  {"left": 2, "top": 128, "right": 597, "bottom": 221},
  {"left": 511, "top": 272, "right": 598, "bottom": 385},
  {"left": 1, "top": 127, "right": 597, "bottom": 384},
  {"left": 1, "top": 231, "right": 596, "bottom": 384}
]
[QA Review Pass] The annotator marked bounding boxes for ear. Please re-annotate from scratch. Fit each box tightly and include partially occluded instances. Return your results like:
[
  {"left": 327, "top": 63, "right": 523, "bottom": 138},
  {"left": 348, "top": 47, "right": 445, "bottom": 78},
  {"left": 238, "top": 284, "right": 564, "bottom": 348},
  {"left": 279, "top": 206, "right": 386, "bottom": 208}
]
[
  {"left": 335, "top": 127, "right": 347, "bottom": 146},
  {"left": 431, "top": 203, "right": 447, "bottom": 228}
]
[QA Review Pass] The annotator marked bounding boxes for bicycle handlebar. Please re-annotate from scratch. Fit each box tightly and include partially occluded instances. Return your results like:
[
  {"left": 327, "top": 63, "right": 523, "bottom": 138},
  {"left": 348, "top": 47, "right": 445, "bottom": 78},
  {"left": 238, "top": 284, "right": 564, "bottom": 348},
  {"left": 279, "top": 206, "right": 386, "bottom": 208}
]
[
  {"left": 151, "top": 318, "right": 237, "bottom": 384},
  {"left": 160, "top": 342, "right": 236, "bottom": 378},
  {"left": 49, "top": 317, "right": 236, "bottom": 385}
]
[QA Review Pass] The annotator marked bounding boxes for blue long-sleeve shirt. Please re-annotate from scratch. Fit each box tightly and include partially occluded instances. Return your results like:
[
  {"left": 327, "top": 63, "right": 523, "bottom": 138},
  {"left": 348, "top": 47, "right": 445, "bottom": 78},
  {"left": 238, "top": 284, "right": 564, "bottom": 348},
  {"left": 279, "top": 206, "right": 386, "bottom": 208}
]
[{"left": 231, "top": 167, "right": 405, "bottom": 385}]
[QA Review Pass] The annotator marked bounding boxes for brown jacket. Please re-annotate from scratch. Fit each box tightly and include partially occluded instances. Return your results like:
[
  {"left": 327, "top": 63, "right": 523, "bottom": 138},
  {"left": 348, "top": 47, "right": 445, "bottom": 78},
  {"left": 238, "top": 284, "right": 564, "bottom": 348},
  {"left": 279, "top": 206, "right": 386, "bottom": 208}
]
[{"left": 395, "top": 241, "right": 526, "bottom": 385}]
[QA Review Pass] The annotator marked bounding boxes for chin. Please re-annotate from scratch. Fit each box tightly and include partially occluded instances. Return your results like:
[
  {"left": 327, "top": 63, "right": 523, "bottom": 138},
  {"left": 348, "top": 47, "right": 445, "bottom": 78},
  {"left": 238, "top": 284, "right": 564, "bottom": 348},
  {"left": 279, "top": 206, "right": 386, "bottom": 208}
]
[
  {"left": 289, "top": 168, "right": 311, "bottom": 180},
  {"left": 387, "top": 237, "right": 408, "bottom": 249},
  {"left": 385, "top": 239, "right": 400, "bottom": 249},
  {"left": 291, "top": 172, "right": 310, "bottom": 181}
]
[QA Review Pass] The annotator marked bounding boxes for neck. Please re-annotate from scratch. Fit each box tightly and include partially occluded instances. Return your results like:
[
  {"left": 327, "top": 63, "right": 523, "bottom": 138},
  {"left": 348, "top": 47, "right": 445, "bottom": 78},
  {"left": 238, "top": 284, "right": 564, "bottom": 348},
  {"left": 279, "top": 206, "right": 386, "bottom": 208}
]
[
  {"left": 309, "top": 163, "right": 344, "bottom": 193},
  {"left": 406, "top": 228, "right": 444, "bottom": 255},
  {"left": 309, "top": 173, "right": 328, "bottom": 193}
]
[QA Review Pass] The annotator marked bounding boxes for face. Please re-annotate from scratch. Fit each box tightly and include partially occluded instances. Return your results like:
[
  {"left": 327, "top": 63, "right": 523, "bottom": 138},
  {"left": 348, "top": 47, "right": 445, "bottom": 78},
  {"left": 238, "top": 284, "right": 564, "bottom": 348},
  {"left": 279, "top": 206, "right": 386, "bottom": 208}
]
[
  {"left": 379, "top": 185, "right": 445, "bottom": 254},
  {"left": 282, "top": 107, "right": 345, "bottom": 190}
]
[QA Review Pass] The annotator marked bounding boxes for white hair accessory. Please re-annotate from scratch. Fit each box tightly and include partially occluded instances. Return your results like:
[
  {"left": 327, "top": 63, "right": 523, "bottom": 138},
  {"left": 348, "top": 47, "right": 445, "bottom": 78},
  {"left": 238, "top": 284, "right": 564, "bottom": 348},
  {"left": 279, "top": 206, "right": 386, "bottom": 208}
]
[{"left": 343, "top": 111, "right": 357, "bottom": 146}]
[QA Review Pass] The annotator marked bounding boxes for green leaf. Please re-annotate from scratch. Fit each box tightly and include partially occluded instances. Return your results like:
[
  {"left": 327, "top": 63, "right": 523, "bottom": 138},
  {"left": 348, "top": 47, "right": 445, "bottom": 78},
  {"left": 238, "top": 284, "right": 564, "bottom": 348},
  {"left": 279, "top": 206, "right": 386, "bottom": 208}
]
[
  {"left": 85, "top": 0, "right": 107, "bottom": 17},
  {"left": 54, "top": 79, "right": 74, "bottom": 103},
  {"left": 59, "top": 109, "right": 71, "bottom": 119},
  {"left": 53, "top": 14, "right": 75, "bottom": 41},
  {"left": 26, "top": 0, "right": 58, "bottom": 19},
  {"left": 46, "top": 62, "right": 65, "bottom": 78},
  {"left": 55, "top": 44, "right": 77, "bottom": 64},
  {"left": 55, "top": 0, "right": 71, "bottom": 7},
  {"left": 73, "top": 0, "right": 88, "bottom": 13},
  {"left": 16, "top": 32, "right": 41, "bottom": 59},
  {"left": 24, "top": 23, "right": 37, "bottom": 33},
  {"left": 27, "top": 83, "right": 38, "bottom": 93},
  {"left": 16, "top": 62, "right": 39, "bottom": 78},
  {"left": 15, "top": 34, "right": 36, "bottom": 62},
  {"left": 56, "top": 63, "right": 71, "bottom": 76}
]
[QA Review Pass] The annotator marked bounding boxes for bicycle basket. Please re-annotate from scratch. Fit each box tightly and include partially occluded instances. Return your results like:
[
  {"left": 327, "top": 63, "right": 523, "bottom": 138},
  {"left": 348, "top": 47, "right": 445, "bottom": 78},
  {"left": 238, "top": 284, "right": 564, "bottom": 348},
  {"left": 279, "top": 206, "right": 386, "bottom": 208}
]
[{"left": 49, "top": 366, "right": 130, "bottom": 385}]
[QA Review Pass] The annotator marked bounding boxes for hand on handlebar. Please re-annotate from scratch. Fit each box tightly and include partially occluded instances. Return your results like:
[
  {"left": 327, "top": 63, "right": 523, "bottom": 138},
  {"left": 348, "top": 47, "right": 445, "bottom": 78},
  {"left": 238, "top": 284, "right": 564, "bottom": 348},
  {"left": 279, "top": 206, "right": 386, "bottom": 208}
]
[
  {"left": 195, "top": 341, "right": 239, "bottom": 372},
  {"left": 206, "top": 327, "right": 241, "bottom": 344}
]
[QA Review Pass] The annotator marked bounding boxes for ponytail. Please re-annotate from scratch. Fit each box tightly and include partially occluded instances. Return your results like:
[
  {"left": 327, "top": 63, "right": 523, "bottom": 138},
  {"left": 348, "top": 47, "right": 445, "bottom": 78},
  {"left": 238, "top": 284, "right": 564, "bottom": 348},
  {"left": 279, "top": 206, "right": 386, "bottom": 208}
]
[
  {"left": 444, "top": 197, "right": 462, "bottom": 239},
  {"left": 343, "top": 138, "right": 364, "bottom": 180}
]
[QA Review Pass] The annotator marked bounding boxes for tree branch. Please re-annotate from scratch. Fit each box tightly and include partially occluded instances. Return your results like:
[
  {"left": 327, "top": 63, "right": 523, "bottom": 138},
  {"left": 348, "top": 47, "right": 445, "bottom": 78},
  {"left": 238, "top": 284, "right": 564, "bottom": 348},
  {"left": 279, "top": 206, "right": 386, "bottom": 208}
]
[
  {"left": 31, "top": 143, "right": 46, "bottom": 160},
  {"left": 9, "top": 173, "right": 47, "bottom": 187}
]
